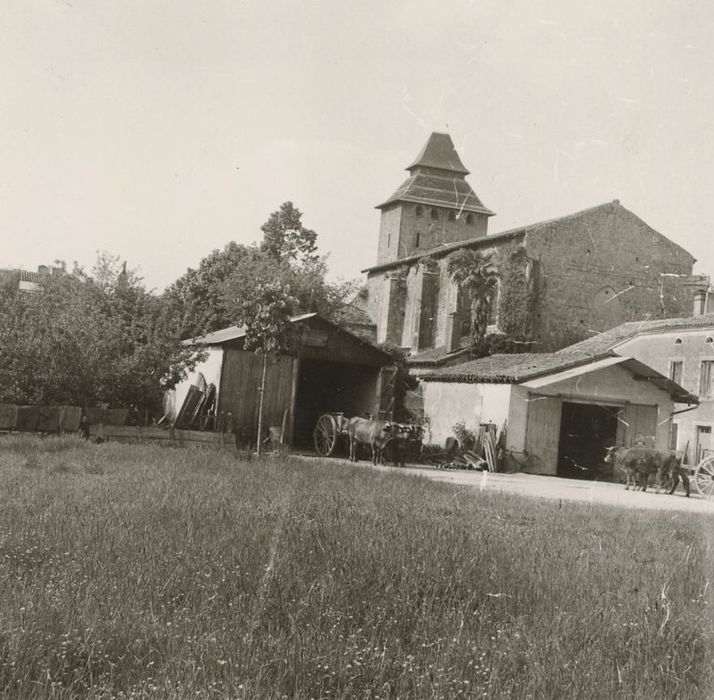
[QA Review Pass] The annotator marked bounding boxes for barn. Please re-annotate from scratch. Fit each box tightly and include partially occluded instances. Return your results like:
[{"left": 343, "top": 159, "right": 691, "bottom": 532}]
[
  {"left": 173, "top": 313, "right": 394, "bottom": 449},
  {"left": 419, "top": 352, "right": 697, "bottom": 478}
]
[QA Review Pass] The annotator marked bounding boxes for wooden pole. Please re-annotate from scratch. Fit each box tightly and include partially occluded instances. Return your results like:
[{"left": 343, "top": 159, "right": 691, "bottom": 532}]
[
  {"left": 287, "top": 357, "right": 300, "bottom": 448},
  {"left": 256, "top": 353, "right": 268, "bottom": 456}
]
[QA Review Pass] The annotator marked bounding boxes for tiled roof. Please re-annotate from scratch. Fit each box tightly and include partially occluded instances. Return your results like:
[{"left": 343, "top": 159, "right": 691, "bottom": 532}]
[
  {"left": 335, "top": 303, "right": 376, "bottom": 328},
  {"left": 406, "top": 132, "right": 470, "bottom": 174},
  {"left": 407, "top": 338, "right": 471, "bottom": 367},
  {"left": 420, "top": 351, "right": 698, "bottom": 403},
  {"left": 411, "top": 314, "right": 714, "bottom": 371},
  {"left": 419, "top": 352, "right": 603, "bottom": 383},
  {"left": 555, "top": 313, "right": 714, "bottom": 358},
  {"left": 377, "top": 171, "right": 494, "bottom": 214}
]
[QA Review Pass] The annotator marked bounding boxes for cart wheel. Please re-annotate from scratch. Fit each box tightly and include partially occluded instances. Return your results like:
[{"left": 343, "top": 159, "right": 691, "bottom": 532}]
[
  {"left": 313, "top": 414, "right": 338, "bottom": 457},
  {"left": 694, "top": 457, "right": 714, "bottom": 498}
]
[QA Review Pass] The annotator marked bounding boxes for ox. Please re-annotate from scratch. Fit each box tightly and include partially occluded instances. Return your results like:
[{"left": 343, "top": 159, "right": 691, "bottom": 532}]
[
  {"left": 383, "top": 423, "right": 425, "bottom": 467},
  {"left": 603, "top": 446, "right": 690, "bottom": 497},
  {"left": 347, "top": 417, "right": 397, "bottom": 465}
]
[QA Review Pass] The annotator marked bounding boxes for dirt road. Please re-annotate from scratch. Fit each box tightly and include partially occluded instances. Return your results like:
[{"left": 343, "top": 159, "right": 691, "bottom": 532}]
[{"left": 303, "top": 455, "right": 714, "bottom": 514}]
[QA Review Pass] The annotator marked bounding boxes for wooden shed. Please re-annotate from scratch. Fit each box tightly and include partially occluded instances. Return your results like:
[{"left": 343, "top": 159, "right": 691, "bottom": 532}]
[
  {"left": 174, "top": 313, "right": 394, "bottom": 448},
  {"left": 420, "top": 352, "right": 698, "bottom": 478}
]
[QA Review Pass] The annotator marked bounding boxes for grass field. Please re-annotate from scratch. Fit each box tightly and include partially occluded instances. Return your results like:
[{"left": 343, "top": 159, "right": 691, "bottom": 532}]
[{"left": 0, "top": 436, "right": 713, "bottom": 698}]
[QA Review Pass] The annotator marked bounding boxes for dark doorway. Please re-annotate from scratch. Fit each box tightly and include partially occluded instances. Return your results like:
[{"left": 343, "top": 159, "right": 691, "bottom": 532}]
[
  {"left": 292, "top": 360, "right": 379, "bottom": 450},
  {"left": 557, "top": 402, "right": 619, "bottom": 480}
]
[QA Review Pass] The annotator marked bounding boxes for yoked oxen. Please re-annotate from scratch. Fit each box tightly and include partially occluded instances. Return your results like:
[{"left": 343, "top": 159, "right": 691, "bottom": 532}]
[
  {"left": 603, "top": 446, "right": 690, "bottom": 497},
  {"left": 347, "top": 417, "right": 398, "bottom": 465},
  {"left": 383, "top": 423, "right": 425, "bottom": 467}
]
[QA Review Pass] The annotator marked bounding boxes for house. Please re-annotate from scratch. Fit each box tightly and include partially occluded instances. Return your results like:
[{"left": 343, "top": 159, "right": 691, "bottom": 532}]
[
  {"left": 173, "top": 313, "right": 394, "bottom": 448},
  {"left": 557, "top": 310, "right": 714, "bottom": 464},
  {"left": 0, "top": 265, "right": 63, "bottom": 292},
  {"left": 419, "top": 350, "right": 696, "bottom": 479},
  {"left": 357, "top": 132, "right": 702, "bottom": 359}
]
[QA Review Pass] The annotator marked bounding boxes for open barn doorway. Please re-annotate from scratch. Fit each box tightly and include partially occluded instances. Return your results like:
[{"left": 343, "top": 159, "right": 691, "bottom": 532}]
[
  {"left": 557, "top": 402, "right": 619, "bottom": 480},
  {"left": 291, "top": 359, "right": 380, "bottom": 450}
]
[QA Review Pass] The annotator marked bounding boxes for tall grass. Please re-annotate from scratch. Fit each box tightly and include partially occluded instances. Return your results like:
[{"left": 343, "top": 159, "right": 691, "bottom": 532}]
[{"left": 0, "top": 435, "right": 712, "bottom": 698}]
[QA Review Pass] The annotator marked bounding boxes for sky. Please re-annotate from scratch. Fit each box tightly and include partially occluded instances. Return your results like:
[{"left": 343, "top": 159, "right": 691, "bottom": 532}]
[{"left": 2, "top": 1, "right": 714, "bottom": 291}]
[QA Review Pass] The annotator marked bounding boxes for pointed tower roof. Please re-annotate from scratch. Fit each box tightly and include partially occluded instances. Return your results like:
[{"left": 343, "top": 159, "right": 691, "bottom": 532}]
[
  {"left": 406, "top": 132, "right": 469, "bottom": 175},
  {"left": 377, "top": 132, "right": 494, "bottom": 215}
]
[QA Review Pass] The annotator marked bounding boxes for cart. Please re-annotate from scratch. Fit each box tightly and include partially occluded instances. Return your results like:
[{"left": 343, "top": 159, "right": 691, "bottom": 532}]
[
  {"left": 693, "top": 454, "right": 714, "bottom": 498},
  {"left": 312, "top": 413, "right": 351, "bottom": 457}
]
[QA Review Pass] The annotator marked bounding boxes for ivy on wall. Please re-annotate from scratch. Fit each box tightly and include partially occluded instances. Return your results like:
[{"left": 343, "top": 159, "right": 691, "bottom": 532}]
[{"left": 493, "top": 245, "right": 538, "bottom": 340}]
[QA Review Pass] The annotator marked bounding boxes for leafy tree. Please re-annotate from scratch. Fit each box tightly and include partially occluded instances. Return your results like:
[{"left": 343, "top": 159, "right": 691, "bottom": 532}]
[
  {"left": 163, "top": 242, "right": 254, "bottom": 339},
  {"left": 0, "top": 255, "right": 199, "bottom": 415},
  {"left": 166, "top": 233, "right": 356, "bottom": 340},
  {"left": 447, "top": 249, "right": 499, "bottom": 354},
  {"left": 233, "top": 280, "right": 299, "bottom": 455},
  {"left": 225, "top": 251, "right": 354, "bottom": 326},
  {"left": 260, "top": 201, "right": 318, "bottom": 263}
]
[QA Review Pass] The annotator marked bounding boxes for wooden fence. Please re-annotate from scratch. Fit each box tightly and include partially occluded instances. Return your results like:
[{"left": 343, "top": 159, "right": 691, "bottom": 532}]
[
  {"left": 89, "top": 424, "right": 239, "bottom": 449},
  {"left": 0, "top": 403, "right": 241, "bottom": 451}
]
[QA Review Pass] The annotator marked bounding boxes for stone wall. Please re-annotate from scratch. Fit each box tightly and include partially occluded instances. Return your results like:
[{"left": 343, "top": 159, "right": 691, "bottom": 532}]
[
  {"left": 366, "top": 202, "right": 695, "bottom": 355},
  {"left": 376, "top": 202, "right": 489, "bottom": 265},
  {"left": 523, "top": 203, "right": 695, "bottom": 350}
]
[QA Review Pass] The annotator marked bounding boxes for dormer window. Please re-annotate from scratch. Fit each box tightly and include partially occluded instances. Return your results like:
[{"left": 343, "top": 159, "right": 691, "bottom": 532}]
[
  {"left": 707, "top": 337, "right": 713, "bottom": 344},
  {"left": 674, "top": 338, "right": 682, "bottom": 345},
  {"left": 465, "top": 213, "right": 474, "bottom": 224},
  {"left": 416, "top": 205, "right": 423, "bottom": 217},
  {"left": 430, "top": 208, "right": 439, "bottom": 221}
]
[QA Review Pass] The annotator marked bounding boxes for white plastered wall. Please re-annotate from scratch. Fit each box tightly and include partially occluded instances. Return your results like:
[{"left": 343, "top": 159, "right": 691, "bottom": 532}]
[{"left": 422, "top": 381, "right": 512, "bottom": 446}]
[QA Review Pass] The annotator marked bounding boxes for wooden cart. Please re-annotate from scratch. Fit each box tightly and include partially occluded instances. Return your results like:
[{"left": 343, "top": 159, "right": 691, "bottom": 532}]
[
  {"left": 312, "top": 413, "right": 351, "bottom": 457},
  {"left": 693, "top": 454, "right": 714, "bottom": 498}
]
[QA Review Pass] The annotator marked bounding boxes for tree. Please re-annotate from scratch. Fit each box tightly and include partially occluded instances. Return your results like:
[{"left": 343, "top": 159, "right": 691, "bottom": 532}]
[
  {"left": 0, "top": 255, "right": 199, "bottom": 415},
  {"left": 260, "top": 201, "right": 318, "bottom": 263},
  {"left": 233, "top": 280, "right": 299, "bottom": 455},
  {"left": 447, "top": 249, "right": 499, "bottom": 354},
  {"left": 166, "top": 237, "right": 356, "bottom": 340},
  {"left": 163, "top": 242, "right": 254, "bottom": 339}
]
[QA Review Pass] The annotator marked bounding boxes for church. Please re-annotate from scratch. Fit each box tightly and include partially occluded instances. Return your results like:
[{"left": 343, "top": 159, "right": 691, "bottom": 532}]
[{"left": 353, "top": 132, "right": 700, "bottom": 368}]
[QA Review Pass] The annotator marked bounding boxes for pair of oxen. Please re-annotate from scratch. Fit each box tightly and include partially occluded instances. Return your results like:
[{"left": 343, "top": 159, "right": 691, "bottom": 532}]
[
  {"left": 346, "top": 417, "right": 423, "bottom": 466},
  {"left": 603, "top": 446, "right": 690, "bottom": 497}
]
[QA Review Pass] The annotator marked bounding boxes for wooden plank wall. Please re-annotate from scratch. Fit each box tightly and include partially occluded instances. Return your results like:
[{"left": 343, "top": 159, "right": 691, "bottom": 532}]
[
  {"left": 524, "top": 395, "right": 562, "bottom": 475},
  {"left": 617, "top": 403, "right": 659, "bottom": 448},
  {"left": 298, "top": 318, "right": 387, "bottom": 367},
  {"left": 218, "top": 350, "right": 295, "bottom": 443}
]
